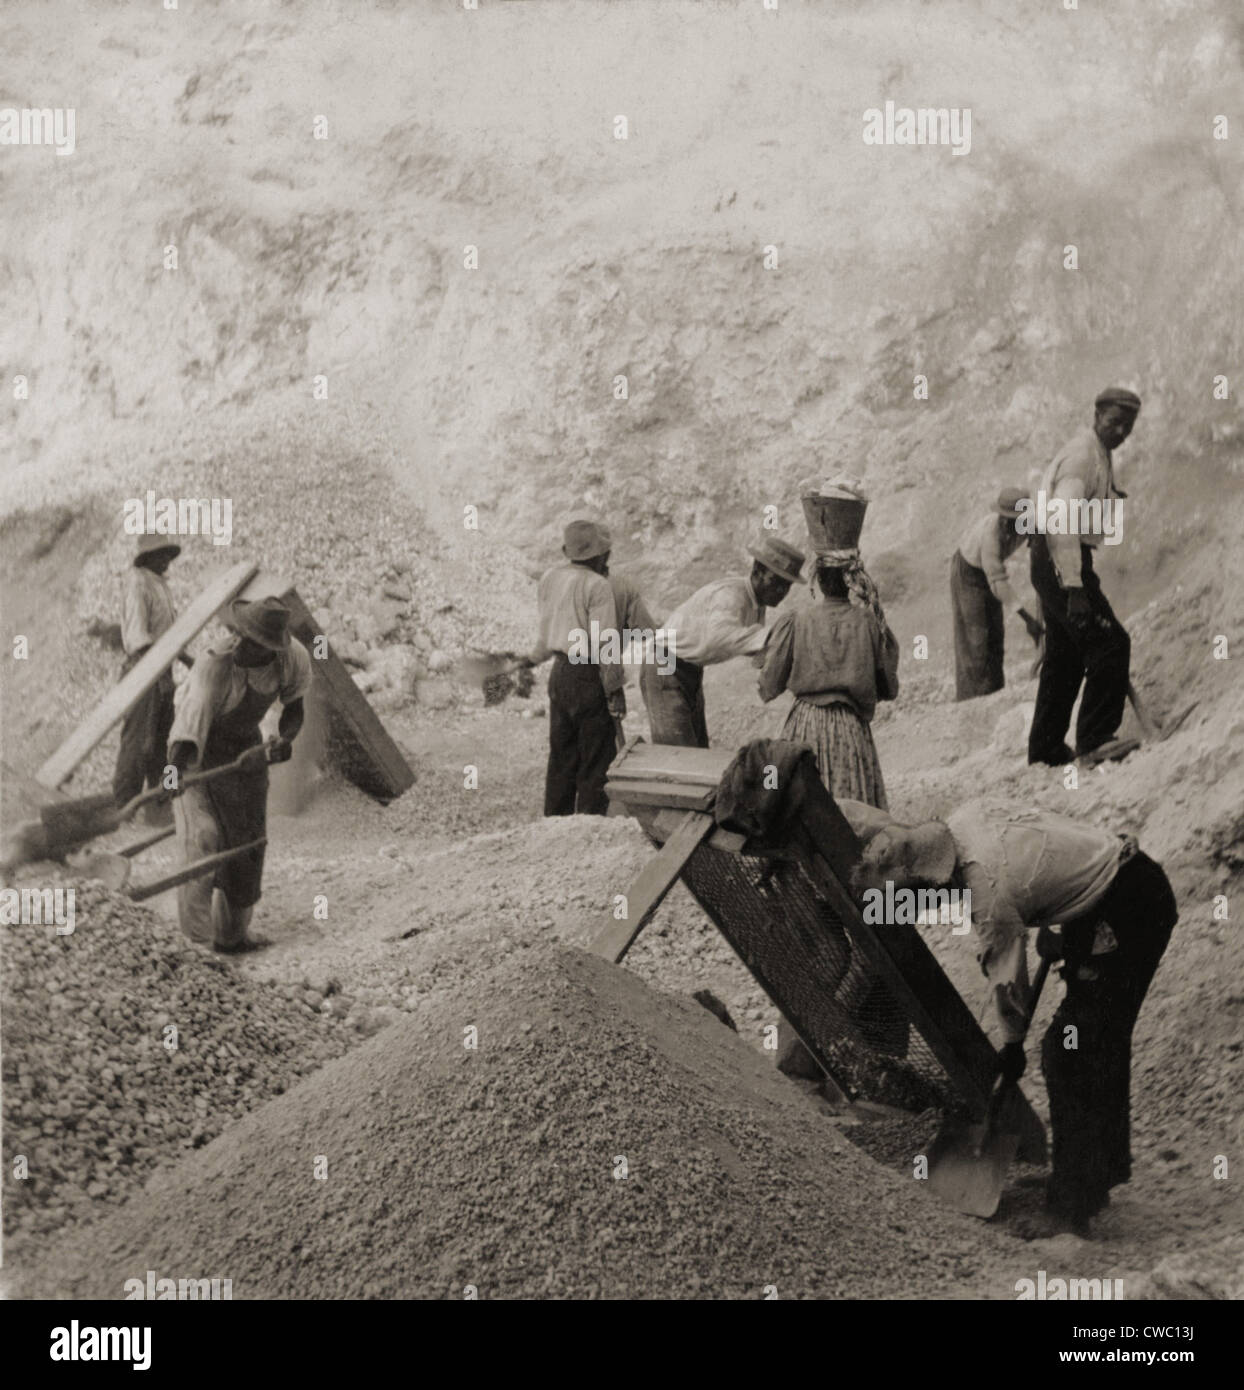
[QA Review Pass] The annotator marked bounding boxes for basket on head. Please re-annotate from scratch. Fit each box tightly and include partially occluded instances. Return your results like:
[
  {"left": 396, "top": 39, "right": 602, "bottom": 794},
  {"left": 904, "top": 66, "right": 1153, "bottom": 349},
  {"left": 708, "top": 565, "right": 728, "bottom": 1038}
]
[{"left": 799, "top": 479, "right": 868, "bottom": 552}]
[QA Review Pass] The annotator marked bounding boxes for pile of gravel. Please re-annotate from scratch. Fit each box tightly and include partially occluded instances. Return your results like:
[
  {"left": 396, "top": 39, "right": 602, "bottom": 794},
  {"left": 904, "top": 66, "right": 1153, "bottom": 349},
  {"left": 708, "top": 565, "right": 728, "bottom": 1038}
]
[
  {"left": 0, "top": 881, "right": 374, "bottom": 1261},
  {"left": 17, "top": 943, "right": 1005, "bottom": 1300}
]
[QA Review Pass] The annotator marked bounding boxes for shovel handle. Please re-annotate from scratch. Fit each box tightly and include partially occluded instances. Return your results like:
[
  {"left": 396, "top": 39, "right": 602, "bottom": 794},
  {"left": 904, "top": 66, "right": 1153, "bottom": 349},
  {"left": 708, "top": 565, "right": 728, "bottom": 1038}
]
[
  {"left": 128, "top": 837, "right": 267, "bottom": 902},
  {"left": 117, "top": 747, "right": 268, "bottom": 820},
  {"left": 985, "top": 954, "right": 1053, "bottom": 1128}
]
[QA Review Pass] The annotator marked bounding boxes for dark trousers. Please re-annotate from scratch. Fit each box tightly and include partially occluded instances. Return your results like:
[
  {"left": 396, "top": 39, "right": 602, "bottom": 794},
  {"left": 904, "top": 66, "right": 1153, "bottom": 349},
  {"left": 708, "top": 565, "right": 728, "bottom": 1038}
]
[
  {"left": 544, "top": 655, "right": 615, "bottom": 817},
  {"left": 640, "top": 658, "right": 708, "bottom": 747},
  {"left": 112, "top": 662, "right": 175, "bottom": 806},
  {"left": 1041, "top": 852, "right": 1177, "bottom": 1223},
  {"left": 1028, "top": 536, "right": 1130, "bottom": 764},
  {"left": 950, "top": 550, "right": 1005, "bottom": 701}
]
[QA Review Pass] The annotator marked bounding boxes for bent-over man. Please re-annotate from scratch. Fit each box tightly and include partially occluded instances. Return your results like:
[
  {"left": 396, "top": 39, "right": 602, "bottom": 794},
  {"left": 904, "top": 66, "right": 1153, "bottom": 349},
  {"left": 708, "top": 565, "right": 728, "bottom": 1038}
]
[
  {"left": 845, "top": 797, "right": 1177, "bottom": 1237},
  {"left": 951, "top": 486, "right": 1042, "bottom": 700},
  {"left": 641, "top": 536, "right": 804, "bottom": 747}
]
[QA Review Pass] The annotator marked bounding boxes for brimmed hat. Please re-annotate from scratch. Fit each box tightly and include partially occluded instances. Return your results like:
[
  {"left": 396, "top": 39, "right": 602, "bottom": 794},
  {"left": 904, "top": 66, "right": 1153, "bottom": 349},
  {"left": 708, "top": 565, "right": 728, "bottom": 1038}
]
[
  {"left": 228, "top": 596, "right": 292, "bottom": 651},
  {"left": 996, "top": 486, "right": 1029, "bottom": 518},
  {"left": 1094, "top": 387, "right": 1141, "bottom": 414},
  {"left": 134, "top": 533, "right": 181, "bottom": 565},
  {"left": 563, "top": 518, "right": 611, "bottom": 562},
  {"left": 747, "top": 535, "right": 805, "bottom": 586}
]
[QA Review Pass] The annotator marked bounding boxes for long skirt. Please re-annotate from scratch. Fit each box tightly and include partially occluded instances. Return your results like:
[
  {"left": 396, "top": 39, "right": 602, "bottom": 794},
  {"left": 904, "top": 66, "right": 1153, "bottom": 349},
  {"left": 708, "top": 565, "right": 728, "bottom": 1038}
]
[
  {"left": 780, "top": 697, "right": 888, "bottom": 811},
  {"left": 951, "top": 550, "right": 1005, "bottom": 701}
]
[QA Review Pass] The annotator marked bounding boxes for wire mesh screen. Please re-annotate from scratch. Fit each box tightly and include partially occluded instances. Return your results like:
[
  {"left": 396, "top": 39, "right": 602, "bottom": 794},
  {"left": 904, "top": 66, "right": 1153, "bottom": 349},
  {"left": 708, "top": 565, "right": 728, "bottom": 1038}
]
[{"left": 679, "top": 840, "right": 957, "bottom": 1112}]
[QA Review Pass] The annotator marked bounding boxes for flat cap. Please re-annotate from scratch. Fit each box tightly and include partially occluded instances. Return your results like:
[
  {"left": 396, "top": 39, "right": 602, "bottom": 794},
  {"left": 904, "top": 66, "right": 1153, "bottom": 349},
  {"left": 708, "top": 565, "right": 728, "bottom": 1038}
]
[{"left": 1094, "top": 387, "right": 1141, "bottom": 413}]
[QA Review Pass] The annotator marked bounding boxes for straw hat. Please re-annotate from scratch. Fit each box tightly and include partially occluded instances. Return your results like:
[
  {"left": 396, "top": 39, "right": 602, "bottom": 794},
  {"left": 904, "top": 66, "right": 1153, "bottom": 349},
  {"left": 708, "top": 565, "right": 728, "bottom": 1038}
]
[
  {"left": 228, "top": 596, "right": 292, "bottom": 651},
  {"left": 747, "top": 535, "right": 805, "bottom": 586}
]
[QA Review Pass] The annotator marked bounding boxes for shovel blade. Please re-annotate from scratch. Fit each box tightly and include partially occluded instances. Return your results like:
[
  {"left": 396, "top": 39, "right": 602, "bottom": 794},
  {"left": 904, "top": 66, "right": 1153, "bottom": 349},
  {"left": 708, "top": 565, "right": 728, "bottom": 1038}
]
[{"left": 926, "top": 1121, "right": 1022, "bottom": 1218}]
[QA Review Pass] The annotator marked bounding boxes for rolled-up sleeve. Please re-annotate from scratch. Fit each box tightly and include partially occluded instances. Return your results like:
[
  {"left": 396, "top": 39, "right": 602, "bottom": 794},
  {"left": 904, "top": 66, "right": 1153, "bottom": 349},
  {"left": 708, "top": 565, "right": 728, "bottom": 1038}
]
[
  {"left": 120, "top": 574, "right": 152, "bottom": 655},
  {"left": 873, "top": 619, "right": 900, "bottom": 702},
  {"left": 168, "top": 658, "right": 230, "bottom": 769},
  {"left": 757, "top": 611, "right": 796, "bottom": 702},
  {"left": 587, "top": 576, "right": 623, "bottom": 695},
  {"left": 708, "top": 587, "right": 767, "bottom": 661},
  {"left": 279, "top": 640, "right": 313, "bottom": 704},
  {"left": 980, "top": 519, "right": 1020, "bottom": 610},
  {"left": 1049, "top": 469, "right": 1088, "bottom": 587},
  {"left": 965, "top": 859, "right": 1032, "bottom": 1045}
]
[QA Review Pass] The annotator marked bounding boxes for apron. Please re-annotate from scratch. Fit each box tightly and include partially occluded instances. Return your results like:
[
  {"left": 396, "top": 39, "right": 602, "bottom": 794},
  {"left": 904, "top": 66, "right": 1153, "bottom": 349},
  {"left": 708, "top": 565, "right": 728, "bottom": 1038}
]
[{"left": 200, "top": 677, "right": 277, "bottom": 908}]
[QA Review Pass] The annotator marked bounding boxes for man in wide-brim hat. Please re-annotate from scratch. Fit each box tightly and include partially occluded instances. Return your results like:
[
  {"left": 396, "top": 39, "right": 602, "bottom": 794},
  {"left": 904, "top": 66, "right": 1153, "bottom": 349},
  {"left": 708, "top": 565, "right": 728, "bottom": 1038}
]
[
  {"left": 166, "top": 595, "right": 312, "bottom": 953},
  {"left": 950, "top": 485, "right": 1044, "bottom": 702},
  {"left": 640, "top": 535, "right": 805, "bottom": 748},
  {"left": 840, "top": 794, "right": 1177, "bottom": 1238},
  {"left": 522, "top": 519, "right": 628, "bottom": 816},
  {"left": 1028, "top": 388, "right": 1140, "bottom": 764},
  {"left": 112, "top": 533, "right": 195, "bottom": 814}
]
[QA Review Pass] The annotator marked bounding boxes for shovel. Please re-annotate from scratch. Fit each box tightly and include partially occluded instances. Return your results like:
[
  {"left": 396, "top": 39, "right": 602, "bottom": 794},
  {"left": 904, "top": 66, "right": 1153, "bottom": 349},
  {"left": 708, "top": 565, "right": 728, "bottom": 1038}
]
[
  {"left": 3, "top": 748, "right": 269, "bottom": 868},
  {"left": 926, "top": 957, "right": 1051, "bottom": 1218},
  {"left": 70, "top": 837, "right": 268, "bottom": 901},
  {"left": 460, "top": 650, "right": 537, "bottom": 706}
]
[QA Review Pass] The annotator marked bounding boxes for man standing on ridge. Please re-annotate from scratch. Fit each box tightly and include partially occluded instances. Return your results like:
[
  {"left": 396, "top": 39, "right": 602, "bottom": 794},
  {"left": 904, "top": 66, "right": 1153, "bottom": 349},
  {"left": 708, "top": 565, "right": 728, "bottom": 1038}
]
[{"left": 1028, "top": 388, "right": 1139, "bottom": 765}]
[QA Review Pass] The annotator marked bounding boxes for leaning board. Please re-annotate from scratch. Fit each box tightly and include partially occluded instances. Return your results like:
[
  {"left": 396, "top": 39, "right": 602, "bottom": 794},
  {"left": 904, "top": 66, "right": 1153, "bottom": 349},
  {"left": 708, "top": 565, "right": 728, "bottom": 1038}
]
[
  {"left": 229, "top": 573, "right": 415, "bottom": 801},
  {"left": 35, "top": 561, "right": 259, "bottom": 789}
]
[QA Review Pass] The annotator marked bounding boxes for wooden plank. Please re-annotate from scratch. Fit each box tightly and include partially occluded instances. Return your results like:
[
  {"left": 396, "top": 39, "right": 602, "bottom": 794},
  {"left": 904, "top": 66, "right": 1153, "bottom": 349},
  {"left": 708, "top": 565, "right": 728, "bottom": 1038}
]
[
  {"left": 651, "top": 808, "right": 746, "bottom": 854},
  {"left": 232, "top": 574, "right": 414, "bottom": 801},
  {"left": 608, "top": 742, "right": 733, "bottom": 786},
  {"left": 36, "top": 561, "right": 258, "bottom": 789},
  {"left": 591, "top": 811, "right": 716, "bottom": 963},
  {"left": 607, "top": 779, "right": 715, "bottom": 812}
]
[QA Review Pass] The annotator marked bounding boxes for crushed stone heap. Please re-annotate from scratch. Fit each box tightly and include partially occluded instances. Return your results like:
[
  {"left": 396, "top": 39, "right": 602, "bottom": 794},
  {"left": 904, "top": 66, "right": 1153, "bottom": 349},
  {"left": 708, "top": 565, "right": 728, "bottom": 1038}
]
[
  {"left": 18, "top": 943, "right": 1009, "bottom": 1300},
  {"left": 1, "top": 883, "right": 361, "bottom": 1260}
]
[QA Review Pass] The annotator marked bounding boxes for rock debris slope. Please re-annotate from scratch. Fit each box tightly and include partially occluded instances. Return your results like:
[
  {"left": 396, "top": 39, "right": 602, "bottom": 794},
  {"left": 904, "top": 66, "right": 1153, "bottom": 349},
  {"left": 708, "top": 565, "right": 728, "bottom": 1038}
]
[{"left": 19, "top": 945, "right": 1011, "bottom": 1301}]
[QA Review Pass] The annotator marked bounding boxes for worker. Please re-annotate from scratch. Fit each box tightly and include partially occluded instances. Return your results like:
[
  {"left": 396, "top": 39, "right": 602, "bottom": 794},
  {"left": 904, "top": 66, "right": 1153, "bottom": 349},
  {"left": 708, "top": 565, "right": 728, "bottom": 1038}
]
[
  {"left": 112, "top": 534, "right": 194, "bottom": 813},
  {"left": 951, "top": 486, "right": 1043, "bottom": 700},
  {"left": 1028, "top": 388, "right": 1139, "bottom": 765},
  {"left": 167, "top": 596, "right": 311, "bottom": 954},
  {"left": 845, "top": 797, "right": 1178, "bottom": 1237},
  {"left": 758, "top": 553, "right": 899, "bottom": 810},
  {"left": 640, "top": 536, "right": 805, "bottom": 747},
  {"left": 523, "top": 519, "right": 625, "bottom": 816}
]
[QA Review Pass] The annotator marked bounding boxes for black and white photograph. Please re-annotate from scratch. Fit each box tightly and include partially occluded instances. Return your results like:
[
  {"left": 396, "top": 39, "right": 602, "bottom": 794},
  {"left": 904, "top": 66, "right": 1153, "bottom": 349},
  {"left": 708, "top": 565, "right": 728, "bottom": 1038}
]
[{"left": 0, "top": 0, "right": 1240, "bottom": 1348}]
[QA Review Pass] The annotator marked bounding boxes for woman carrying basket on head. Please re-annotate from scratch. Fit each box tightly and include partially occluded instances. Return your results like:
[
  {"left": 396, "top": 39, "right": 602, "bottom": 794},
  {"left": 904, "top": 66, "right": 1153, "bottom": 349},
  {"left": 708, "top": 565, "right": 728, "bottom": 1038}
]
[{"left": 758, "top": 479, "right": 899, "bottom": 810}]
